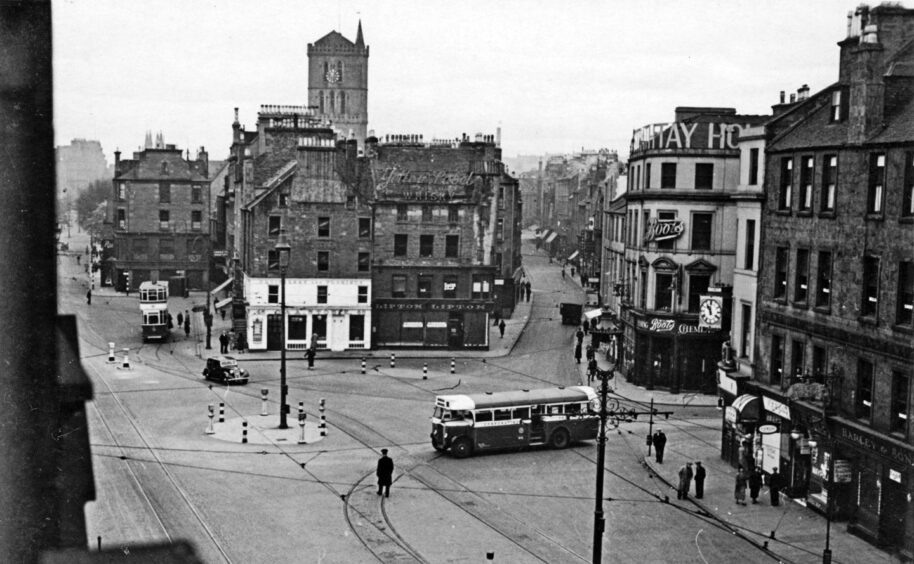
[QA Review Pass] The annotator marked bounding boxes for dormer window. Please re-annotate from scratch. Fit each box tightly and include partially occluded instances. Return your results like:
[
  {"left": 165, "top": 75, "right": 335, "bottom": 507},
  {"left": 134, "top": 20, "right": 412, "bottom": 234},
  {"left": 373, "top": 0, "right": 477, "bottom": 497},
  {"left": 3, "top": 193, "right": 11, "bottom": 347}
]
[
  {"left": 830, "top": 88, "right": 849, "bottom": 122},
  {"left": 160, "top": 161, "right": 169, "bottom": 175}
]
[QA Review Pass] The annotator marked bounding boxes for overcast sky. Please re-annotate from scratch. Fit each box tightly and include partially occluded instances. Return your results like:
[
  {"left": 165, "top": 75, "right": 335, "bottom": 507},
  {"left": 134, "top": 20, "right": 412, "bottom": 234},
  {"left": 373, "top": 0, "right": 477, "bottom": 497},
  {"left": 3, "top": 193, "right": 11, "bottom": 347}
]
[{"left": 53, "top": 0, "right": 876, "bottom": 165}]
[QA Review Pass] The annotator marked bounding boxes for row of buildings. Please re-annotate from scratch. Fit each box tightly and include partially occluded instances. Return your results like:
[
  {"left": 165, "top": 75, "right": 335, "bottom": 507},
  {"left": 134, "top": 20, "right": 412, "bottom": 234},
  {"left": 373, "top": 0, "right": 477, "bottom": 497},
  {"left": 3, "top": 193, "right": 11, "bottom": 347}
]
[
  {"left": 107, "top": 24, "right": 522, "bottom": 352},
  {"left": 525, "top": 5, "right": 914, "bottom": 557}
]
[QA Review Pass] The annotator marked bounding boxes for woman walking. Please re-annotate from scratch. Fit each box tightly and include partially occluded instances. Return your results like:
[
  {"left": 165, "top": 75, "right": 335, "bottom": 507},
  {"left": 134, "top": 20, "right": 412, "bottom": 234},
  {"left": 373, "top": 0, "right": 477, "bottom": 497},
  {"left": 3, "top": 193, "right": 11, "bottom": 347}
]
[{"left": 734, "top": 465, "right": 748, "bottom": 505}]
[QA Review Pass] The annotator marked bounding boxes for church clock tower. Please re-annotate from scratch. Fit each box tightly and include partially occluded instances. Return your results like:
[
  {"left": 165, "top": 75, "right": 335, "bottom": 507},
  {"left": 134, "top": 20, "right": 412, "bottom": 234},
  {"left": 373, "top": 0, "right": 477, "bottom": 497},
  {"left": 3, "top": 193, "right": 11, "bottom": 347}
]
[{"left": 307, "top": 21, "right": 369, "bottom": 145}]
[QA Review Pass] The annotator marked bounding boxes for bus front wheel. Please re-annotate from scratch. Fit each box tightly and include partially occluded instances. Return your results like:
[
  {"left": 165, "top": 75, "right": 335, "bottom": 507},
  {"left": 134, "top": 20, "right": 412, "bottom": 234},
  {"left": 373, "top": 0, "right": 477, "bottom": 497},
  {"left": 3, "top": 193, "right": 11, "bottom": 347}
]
[
  {"left": 451, "top": 438, "right": 473, "bottom": 458},
  {"left": 550, "top": 428, "right": 570, "bottom": 449}
]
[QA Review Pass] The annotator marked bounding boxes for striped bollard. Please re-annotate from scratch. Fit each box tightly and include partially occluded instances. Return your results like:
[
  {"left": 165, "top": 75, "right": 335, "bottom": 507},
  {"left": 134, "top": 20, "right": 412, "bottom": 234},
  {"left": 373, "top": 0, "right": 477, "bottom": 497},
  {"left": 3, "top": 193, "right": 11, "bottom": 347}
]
[
  {"left": 450, "top": 358, "right": 456, "bottom": 374},
  {"left": 390, "top": 353, "right": 396, "bottom": 368},
  {"left": 423, "top": 362, "right": 428, "bottom": 380},
  {"left": 299, "top": 401, "right": 304, "bottom": 417},
  {"left": 121, "top": 348, "right": 130, "bottom": 369},
  {"left": 205, "top": 403, "right": 215, "bottom": 435},
  {"left": 319, "top": 398, "right": 327, "bottom": 436},
  {"left": 361, "top": 357, "right": 366, "bottom": 374},
  {"left": 241, "top": 420, "right": 248, "bottom": 444},
  {"left": 218, "top": 402, "right": 225, "bottom": 423},
  {"left": 297, "top": 411, "right": 307, "bottom": 444},
  {"left": 260, "top": 389, "right": 269, "bottom": 416},
  {"left": 107, "top": 342, "right": 116, "bottom": 363}
]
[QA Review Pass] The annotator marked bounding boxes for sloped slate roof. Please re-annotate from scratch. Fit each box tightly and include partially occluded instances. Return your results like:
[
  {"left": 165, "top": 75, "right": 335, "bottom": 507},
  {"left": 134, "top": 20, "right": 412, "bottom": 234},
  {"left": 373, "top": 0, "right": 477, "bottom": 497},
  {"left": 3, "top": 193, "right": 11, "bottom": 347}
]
[
  {"left": 869, "top": 96, "right": 914, "bottom": 144},
  {"left": 312, "top": 30, "right": 355, "bottom": 48},
  {"left": 768, "top": 94, "right": 847, "bottom": 152}
]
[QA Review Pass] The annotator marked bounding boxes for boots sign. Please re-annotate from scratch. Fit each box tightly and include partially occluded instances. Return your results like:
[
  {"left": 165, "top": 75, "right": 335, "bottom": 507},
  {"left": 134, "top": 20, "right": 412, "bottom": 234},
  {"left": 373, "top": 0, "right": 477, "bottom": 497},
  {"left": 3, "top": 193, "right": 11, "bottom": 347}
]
[{"left": 644, "top": 218, "right": 685, "bottom": 242}]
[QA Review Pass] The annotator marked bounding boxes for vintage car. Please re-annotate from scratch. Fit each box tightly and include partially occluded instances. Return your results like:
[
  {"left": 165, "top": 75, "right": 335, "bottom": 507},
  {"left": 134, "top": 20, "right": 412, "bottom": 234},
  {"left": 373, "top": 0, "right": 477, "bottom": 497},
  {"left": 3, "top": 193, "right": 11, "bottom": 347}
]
[{"left": 202, "top": 356, "right": 249, "bottom": 385}]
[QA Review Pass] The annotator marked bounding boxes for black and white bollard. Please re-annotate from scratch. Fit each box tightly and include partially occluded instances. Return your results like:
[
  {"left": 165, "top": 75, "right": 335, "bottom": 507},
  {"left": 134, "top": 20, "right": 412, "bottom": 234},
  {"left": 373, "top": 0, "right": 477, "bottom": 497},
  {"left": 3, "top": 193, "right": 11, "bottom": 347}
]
[
  {"left": 423, "top": 362, "right": 428, "bottom": 379},
  {"left": 219, "top": 402, "right": 225, "bottom": 423},
  {"left": 107, "top": 342, "right": 116, "bottom": 363},
  {"left": 361, "top": 357, "right": 366, "bottom": 374},
  {"left": 121, "top": 348, "right": 130, "bottom": 369},
  {"left": 205, "top": 403, "right": 215, "bottom": 435},
  {"left": 260, "top": 389, "right": 269, "bottom": 416},
  {"left": 298, "top": 411, "right": 307, "bottom": 444},
  {"left": 451, "top": 358, "right": 456, "bottom": 374},
  {"left": 390, "top": 353, "right": 396, "bottom": 368},
  {"left": 319, "top": 398, "right": 327, "bottom": 437},
  {"left": 241, "top": 420, "right": 248, "bottom": 444}
]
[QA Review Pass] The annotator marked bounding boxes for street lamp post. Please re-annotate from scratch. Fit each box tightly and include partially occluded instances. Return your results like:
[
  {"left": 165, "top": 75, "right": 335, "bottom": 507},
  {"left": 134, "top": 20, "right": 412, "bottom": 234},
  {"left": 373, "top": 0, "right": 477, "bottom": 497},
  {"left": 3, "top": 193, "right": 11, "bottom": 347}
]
[{"left": 276, "top": 234, "right": 291, "bottom": 429}]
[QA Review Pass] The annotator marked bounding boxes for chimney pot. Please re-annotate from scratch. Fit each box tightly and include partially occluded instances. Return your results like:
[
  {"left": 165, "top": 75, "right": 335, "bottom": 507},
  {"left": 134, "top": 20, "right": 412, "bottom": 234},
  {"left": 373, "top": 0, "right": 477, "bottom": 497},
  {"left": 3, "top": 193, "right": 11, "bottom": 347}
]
[
  {"left": 780, "top": 91, "right": 785, "bottom": 103},
  {"left": 790, "top": 93, "right": 796, "bottom": 103}
]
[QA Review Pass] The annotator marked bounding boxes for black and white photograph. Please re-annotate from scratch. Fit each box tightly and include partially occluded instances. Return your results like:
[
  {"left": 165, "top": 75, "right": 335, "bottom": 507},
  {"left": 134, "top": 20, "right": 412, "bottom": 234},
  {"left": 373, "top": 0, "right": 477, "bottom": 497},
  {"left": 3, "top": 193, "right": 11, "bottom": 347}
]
[{"left": 2, "top": 1, "right": 913, "bottom": 562}]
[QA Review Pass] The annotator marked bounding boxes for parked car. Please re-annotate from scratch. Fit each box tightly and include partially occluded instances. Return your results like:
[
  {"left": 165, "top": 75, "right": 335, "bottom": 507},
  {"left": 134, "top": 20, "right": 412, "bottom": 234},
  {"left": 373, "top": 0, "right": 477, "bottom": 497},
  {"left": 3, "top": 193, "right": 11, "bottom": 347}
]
[
  {"left": 559, "top": 302, "right": 583, "bottom": 325},
  {"left": 203, "top": 356, "right": 249, "bottom": 385}
]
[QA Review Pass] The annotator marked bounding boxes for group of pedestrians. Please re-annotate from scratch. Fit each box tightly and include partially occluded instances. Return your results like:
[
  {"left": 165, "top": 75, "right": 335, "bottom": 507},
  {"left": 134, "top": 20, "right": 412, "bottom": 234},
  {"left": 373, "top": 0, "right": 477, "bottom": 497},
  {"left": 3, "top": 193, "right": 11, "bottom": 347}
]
[
  {"left": 518, "top": 280, "right": 532, "bottom": 302},
  {"left": 734, "top": 465, "right": 785, "bottom": 506},
  {"left": 676, "top": 461, "right": 707, "bottom": 499}
]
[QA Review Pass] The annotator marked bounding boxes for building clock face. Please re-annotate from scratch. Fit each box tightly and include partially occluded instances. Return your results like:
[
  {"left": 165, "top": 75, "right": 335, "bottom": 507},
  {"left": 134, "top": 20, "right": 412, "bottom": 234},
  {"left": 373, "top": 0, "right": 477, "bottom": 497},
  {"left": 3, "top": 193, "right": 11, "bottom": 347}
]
[
  {"left": 325, "top": 66, "right": 341, "bottom": 84},
  {"left": 699, "top": 298, "right": 722, "bottom": 325}
]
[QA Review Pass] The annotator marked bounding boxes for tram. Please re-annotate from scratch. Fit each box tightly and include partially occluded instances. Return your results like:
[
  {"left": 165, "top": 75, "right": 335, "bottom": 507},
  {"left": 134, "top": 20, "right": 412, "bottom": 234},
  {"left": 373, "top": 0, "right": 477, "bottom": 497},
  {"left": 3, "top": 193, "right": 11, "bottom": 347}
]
[{"left": 139, "top": 281, "right": 170, "bottom": 341}]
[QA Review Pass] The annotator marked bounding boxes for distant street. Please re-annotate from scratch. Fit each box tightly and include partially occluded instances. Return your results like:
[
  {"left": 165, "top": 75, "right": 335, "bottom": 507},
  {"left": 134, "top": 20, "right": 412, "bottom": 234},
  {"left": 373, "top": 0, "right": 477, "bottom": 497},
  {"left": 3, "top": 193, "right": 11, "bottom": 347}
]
[{"left": 63, "top": 231, "right": 780, "bottom": 563}]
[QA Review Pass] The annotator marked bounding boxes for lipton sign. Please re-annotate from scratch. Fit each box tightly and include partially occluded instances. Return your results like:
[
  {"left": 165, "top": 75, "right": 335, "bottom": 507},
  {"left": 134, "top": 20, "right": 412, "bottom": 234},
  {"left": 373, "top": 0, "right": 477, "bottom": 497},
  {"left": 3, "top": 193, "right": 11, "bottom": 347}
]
[{"left": 644, "top": 218, "right": 685, "bottom": 242}]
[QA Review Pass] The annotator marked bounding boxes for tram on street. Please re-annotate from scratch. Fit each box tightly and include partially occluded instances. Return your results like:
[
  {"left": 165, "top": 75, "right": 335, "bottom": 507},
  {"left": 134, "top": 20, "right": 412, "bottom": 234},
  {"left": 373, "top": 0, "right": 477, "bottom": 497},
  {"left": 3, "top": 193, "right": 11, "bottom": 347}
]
[
  {"left": 430, "top": 386, "right": 600, "bottom": 458},
  {"left": 139, "top": 281, "right": 170, "bottom": 342}
]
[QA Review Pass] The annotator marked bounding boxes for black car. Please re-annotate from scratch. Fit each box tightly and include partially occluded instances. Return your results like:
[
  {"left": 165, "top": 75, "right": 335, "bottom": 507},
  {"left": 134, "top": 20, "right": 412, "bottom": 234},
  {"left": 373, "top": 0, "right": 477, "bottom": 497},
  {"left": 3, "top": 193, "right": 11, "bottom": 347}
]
[{"left": 203, "top": 356, "right": 249, "bottom": 385}]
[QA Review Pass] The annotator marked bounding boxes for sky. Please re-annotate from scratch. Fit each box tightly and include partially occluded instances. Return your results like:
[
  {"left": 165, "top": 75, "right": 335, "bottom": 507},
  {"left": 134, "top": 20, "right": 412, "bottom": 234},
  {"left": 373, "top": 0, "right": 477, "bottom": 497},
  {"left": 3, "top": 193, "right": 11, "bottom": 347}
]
[{"left": 53, "top": 0, "right": 879, "bottom": 166}]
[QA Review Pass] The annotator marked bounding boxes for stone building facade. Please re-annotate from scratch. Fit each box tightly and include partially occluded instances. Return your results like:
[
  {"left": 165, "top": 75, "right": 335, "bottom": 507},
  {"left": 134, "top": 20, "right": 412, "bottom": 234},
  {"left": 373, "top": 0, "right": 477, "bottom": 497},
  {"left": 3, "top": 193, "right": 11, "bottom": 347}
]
[{"left": 307, "top": 22, "right": 369, "bottom": 146}]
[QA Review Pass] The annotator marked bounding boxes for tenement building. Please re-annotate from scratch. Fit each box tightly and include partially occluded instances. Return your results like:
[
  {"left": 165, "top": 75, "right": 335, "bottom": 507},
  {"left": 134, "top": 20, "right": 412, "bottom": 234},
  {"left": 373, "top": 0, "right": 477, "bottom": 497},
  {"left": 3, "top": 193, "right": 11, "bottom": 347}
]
[
  {"left": 621, "top": 107, "right": 768, "bottom": 393},
  {"left": 750, "top": 5, "right": 914, "bottom": 557},
  {"left": 109, "top": 139, "right": 213, "bottom": 291},
  {"left": 225, "top": 106, "right": 372, "bottom": 352},
  {"left": 368, "top": 134, "right": 519, "bottom": 349}
]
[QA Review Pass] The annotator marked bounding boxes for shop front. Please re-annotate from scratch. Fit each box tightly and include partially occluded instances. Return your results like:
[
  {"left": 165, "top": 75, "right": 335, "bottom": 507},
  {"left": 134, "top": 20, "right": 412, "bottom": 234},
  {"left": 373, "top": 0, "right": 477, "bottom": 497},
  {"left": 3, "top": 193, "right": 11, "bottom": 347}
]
[
  {"left": 373, "top": 299, "right": 492, "bottom": 349},
  {"left": 246, "top": 306, "right": 371, "bottom": 352},
  {"left": 626, "top": 311, "right": 724, "bottom": 393},
  {"left": 722, "top": 393, "right": 759, "bottom": 469}
]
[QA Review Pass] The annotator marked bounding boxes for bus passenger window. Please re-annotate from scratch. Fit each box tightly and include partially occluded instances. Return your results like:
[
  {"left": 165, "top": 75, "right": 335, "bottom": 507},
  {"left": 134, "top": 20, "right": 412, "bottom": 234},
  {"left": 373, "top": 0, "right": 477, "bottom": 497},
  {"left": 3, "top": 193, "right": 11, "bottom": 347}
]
[
  {"left": 549, "top": 405, "right": 563, "bottom": 415},
  {"left": 514, "top": 407, "right": 530, "bottom": 420},
  {"left": 567, "top": 403, "right": 581, "bottom": 414},
  {"left": 475, "top": 411, "right": 493, "bottom": 422},
  {"left": 493, "top": 409, "right": 512, "bottom": 421}
]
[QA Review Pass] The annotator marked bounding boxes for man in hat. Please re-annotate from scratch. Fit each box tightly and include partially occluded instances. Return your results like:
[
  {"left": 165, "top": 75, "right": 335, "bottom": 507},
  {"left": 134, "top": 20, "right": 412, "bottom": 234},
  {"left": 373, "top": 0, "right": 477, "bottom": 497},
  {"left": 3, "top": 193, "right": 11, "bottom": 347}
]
[
  {"left": 376, "top": 448, "right": 394, "bottom": 498},
  {"left": 693, "top": 461, "right": 706, "bottom": 499}
]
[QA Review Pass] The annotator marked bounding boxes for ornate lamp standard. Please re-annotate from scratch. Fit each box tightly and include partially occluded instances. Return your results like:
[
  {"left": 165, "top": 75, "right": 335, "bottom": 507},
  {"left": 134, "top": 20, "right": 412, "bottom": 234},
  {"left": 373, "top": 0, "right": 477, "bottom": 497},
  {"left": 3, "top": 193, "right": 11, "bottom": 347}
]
[{"left": 275, "top": 233, "right": 291, "bottom": 429}]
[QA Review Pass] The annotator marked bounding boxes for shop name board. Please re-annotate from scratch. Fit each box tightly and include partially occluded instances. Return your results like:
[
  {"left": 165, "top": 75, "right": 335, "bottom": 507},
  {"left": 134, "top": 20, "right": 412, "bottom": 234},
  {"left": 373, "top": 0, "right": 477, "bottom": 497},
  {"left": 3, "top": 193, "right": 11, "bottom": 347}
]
[
  {"left": 837, "top": 424, "right": 914, "bottom": 468},
  {"left": 374, "top": 167, "right": 474, "bottom": 198},
  {"left": 762, "top": 397, "right": 791, "bottom": 420},
  {"left": 374, "top": 300, "right": 492, "bottom": 312},
  {"left": 644, "top": 219, "right": 685, "bottom": 242},
  {"left": 638, "top": 317, "right": 715, "bottom": 334},
  {"left": 631, "top": 121, "right": 751, "bottom": 152}
]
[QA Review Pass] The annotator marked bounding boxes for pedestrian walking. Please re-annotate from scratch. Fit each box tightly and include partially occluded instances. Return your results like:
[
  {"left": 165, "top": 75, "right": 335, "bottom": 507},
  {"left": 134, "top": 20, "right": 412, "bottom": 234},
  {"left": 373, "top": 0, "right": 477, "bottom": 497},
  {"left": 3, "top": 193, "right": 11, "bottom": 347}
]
[
  {"left": 768, "top": 467, "right": 784, "bottom": 506},
  {"left": 220, "top": 308, "right": 226, "bottom": 321},
  {"left": 525, "top": 281, "right": 532, "bottom": 301},
  {"left": 653, "top": 430, "right": 667, "bottom": 463},
  {"left": 748, "top": 468, "right": 763, "bottom": 504},
  {"left": 177, "top": 312, "right": 184, "bottom": 327},
  {"left": 586, "top": 344, "right": 595, "bottom": 362},
  {"left": 576, "top": 328, "right": 584, "bottom": 345},
  {"left": 76, "top": 254, "right": 81, "bottom": 265},
  {"left": 694, "top": 461, "right": 706, "bottom": 499},
  {"left": 587, "top": 358, "right": 598, "bottom": 384},
  {"left": 86, "top": 289, "right": 91, "bottom": 305},
  {"left": 498, "top": 319, "right": 506, "bottom": 338},
  {"left": 376, "top": 448, "right": 394, "bottom": 497},
  {"left": 219, "top": 331, "right": 228, "bottom": 354},
  {"left": 574, "top": 342, "right": 582, "bottom": 364},
  {"left": 581, "top": 273, "right": 587, "bottom": 287},
  {"left": 166, "top": 312, "right": 174, "bottom": 331},
  {"left": 561, "top": 268, "right": 565, "bottom": 280},
  {"left": 735, "top": 466, "right": 749, "bottom": 505},
  {"left": 183, "top": 317, "right": 190, "bottom": 338},
  {"left": 582, "top": 322, "right": 589, "bottom": 335},
  {"left": 677, "top": 462, "right": 693, "bottom": 500},
  {"left": 306, "top": 345, "right": 316, "bottom": 370},
  {"left": 570, "top": 266, "right": 576, "bottom": 278}
]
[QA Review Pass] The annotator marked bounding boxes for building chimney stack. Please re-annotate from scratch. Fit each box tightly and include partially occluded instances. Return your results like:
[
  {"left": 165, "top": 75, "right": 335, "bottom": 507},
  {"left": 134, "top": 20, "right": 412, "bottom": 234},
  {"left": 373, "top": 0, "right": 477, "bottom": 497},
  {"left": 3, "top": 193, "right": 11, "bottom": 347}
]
[
  {"left": 789, "top": 93, "right": 796, "bottom": 103},
  {"left": 779, "top": 91, "right": 785, "bottom": 103}
]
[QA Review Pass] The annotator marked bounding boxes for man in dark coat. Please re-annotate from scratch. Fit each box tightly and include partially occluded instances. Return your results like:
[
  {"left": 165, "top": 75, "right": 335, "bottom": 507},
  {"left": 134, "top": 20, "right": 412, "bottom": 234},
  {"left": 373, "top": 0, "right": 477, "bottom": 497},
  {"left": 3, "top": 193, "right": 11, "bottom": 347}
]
[
  {"left": 677, "top": 462, "right": 693, "bottom": 500},
  {"left": 219, "top": 331, "right": 229, "bottom": 354},
  {"left": 498, "top": 319, "right": 506, "bottom": 338},
  {"left": 184, "top": 317, "right": 191, "bottom": 338},
  {"left": 693, "top": 461, "right": 706, "bottom": 498},
  {"left": 769, "top": 468, "right": 784, "bottom": 506},
  {"left": 177, "top": 311, "right": 184, "bottom": 327},
  {"left": 86, "top": 289, "right": 91, "bottom": 305},
  {"left": 376, "top": 448, "right": 394, "bottom": 497},
  {"left": 576, "top": 328, "right": 584, "bottom": 345},
  {"left": 574, "top": 342, "right": 582, "bottom": 364},
  {"left": 749, "top": 468, "right": 763, "bottom": 504},
  {"left": 306, "top": 346, "right": 316, "bottom": 370},
  {"left": 525, "top": 281, "right": 532, "bottom": 301},
  {"left": 653, "top": 429, "right": 667, "bottom": 463}
]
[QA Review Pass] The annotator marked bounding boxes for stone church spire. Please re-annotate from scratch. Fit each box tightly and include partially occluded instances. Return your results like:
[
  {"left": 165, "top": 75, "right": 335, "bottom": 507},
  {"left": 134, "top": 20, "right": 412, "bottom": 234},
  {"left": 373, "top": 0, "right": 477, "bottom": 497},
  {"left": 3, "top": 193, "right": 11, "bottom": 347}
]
[{"left": 355, "top": 19, "right": 365, "bottom": 49}]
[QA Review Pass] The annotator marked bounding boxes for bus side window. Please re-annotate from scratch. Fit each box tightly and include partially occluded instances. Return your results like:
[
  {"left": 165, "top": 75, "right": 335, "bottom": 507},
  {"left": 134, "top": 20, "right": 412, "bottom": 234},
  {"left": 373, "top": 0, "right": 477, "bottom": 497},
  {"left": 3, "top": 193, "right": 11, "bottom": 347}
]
[
  {"left": 493, "top": 408, "right": 512, "bottom": 421},
  {"left": 475, "top": 410, "right": 493, "bottom": 422},
  {"left": 567, "top": 403, "right": 581, "bottom": 415},
  {"left": 514, "top": 407, "right": 530, "bottom": 420},
  {"left": 549, "top": 405, "right": 563, "bottom": 415}
]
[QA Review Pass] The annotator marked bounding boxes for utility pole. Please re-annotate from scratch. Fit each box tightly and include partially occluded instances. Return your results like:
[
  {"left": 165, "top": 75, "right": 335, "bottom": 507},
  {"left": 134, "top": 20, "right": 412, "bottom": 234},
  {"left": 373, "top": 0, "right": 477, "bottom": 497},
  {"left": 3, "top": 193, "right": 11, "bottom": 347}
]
[{"left": 592, "top": 368, "right": 672, "bottom": 564}]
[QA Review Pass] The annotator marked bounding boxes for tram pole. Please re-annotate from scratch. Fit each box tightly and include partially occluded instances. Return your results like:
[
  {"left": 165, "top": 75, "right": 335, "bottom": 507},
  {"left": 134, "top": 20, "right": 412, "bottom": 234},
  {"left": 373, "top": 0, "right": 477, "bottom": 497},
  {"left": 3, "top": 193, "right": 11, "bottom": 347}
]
[{"left": 592, "top": 370, "right": 610, "bottom": 564}]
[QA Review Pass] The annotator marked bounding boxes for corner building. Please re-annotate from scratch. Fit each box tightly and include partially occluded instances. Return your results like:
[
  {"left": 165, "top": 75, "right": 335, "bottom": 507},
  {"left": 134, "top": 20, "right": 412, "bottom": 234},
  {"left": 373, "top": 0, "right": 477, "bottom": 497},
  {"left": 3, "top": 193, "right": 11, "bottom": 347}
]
[
  {"left": 621, "top": 107, "right": 768, "bottom": 393},
  {"left": 752, "top": 6, "right": 914, "bottom": 556}
]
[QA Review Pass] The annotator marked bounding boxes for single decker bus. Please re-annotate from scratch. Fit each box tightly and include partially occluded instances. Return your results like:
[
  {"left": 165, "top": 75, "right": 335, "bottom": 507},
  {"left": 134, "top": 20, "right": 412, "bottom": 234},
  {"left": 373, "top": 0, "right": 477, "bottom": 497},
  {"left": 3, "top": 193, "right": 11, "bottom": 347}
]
[
  {"left": 431, "top": 386, "right": 600, "bottom": 458},
  {"left": 139, "top": 281, "right": 170, "bottom": 342}
]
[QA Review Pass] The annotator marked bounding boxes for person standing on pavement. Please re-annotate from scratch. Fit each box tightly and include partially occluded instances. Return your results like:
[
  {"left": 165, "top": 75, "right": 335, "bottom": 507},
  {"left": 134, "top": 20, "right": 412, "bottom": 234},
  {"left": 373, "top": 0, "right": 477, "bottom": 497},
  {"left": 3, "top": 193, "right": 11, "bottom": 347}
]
[
  {"left": 653, "top": 430, "right": 667, "bottom": 463},
  {"left": 748, "top": 467, "right": 763, "bottom": 504},
  {"left": 735, "top": 466, "right": 749, "bottom": 505},
  {"left": 768, "top": 467, "right": 784, "bottom": 506},
  {"left": 576, "top": 328, "right": 584, "bottom": 346},
  {"left": 183, "top": 316, "right": 191, "bottom": 338},
  {"left": 693, "top": 461, "right": 706, "bottom": 499},
  {"left": 561, "top": 268, "right": 565, "bottom": 280},
  {"left": 376, "top": 449, "right": 394, "bottom": 497},
  {"left": 587, "top": 357, "right": 598, "bottom": 384},
  {"left": 525, "top": 281, "right": 532, "bottom": 301},
  {"left": 677, "top": 462, "right": 693, "bottom": 500},
  {"left": 86, "top": 289, "right": 91, "bottom": 305},
  {"left": 574, "top": 342, "right": 582, "bottom": 364},
  {"left": 498, "top": 319, "right": 506, "bottom": 338},
  {"left": 219, "top": 331, "right": 228, "bottom": 354},
  {"left": 306, "top": 336, "right": 316, "bottom": 370},
  {"left": 177, "top": 311, "right": 184, "bottom": 328}
]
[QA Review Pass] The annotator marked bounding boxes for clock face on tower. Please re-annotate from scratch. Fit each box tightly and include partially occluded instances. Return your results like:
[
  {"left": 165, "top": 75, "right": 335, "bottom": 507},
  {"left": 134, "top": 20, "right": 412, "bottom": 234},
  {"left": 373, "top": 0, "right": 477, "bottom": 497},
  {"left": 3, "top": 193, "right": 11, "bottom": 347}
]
[
  {"left": 325, "top": 66, "right": 341, "bottom": 84},
  {"left": 699, "top": 298, "right": 722, "bottom": 325}
]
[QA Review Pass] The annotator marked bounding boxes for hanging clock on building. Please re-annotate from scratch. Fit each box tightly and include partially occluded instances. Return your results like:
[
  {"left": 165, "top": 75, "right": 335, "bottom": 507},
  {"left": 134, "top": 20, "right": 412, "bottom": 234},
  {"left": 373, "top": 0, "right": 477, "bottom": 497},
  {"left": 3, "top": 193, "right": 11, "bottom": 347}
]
[
  {"left": 698, "top": 296, "right": 723, "bottom": 328},
  {"left": 325, "top": 66, "right": 341, "bottom": 84}
]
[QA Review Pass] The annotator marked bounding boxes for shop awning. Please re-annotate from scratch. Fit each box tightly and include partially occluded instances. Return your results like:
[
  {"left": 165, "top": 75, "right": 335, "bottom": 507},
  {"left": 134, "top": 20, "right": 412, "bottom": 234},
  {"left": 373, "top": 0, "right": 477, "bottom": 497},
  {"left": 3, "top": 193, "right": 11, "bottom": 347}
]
[
  {"left": 545, "top": 231, "right": 558, "bottom": 243},
  {"left": 568, "top": 250, "right": 580, "bottom": 261},
  {"left": 584, "top": 308, "right": 602, "bottom": 320},
  {"left": 732, "top": 394, "right": 761, "bottom": 421},
  {"left": 209, "top": 277, "right": 233, "bottom": 296},
  {"left": 214, "top": 297, "right": 233, "bottom": 310}
]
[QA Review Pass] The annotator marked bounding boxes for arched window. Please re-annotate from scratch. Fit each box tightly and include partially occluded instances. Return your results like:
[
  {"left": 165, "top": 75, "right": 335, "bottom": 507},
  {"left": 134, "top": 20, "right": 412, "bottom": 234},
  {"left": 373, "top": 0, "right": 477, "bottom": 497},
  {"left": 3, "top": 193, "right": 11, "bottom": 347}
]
[
  {"left": 337, "top": 60, "right": 343, "bottom": 80},
  {"left": 323, "top": 61, "right": 328, "bottom": 76},
  {"left": 329, "top": 91, "right": 335, "bottom": 113},
  {"left": 339, "top": 91, "right": 346, "bottom": 114},
  {"left": 318, "top": 91, "right": 324, "bottom": 113}
]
